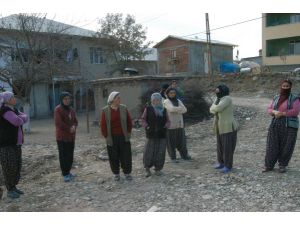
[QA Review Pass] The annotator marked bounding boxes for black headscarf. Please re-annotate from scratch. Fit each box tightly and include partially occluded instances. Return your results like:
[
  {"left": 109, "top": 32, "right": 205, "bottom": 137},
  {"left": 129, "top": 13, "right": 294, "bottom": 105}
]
[
  {"left": 60, "top": 92, "right": 72, "bottom": 110},
  {"left": 278, "top": 79, "right": 292, "bottom": 107},
  {"left": 160, "top": 83, "right": 169, "bottom": 99},
  {"left": 215, "top": 85, "right": 230, "bottom": 105},
  {"left": 166, "top": 87, "right": 179, "bottom": 106}
]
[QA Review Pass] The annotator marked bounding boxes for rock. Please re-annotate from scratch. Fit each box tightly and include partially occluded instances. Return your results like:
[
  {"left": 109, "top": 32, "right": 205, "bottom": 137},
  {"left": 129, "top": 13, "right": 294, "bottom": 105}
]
[
  {"left": 202, "top": 195, "right": 212, "bottom": 200},
  {"left": 147, "top": 205, "right": 160, "bottom": 212},
  {"left": 236, "top": 188, "right": 245, "bottom": 194},
  {"left": 98, "top": 154, "right": 109, "bottom": 161}
]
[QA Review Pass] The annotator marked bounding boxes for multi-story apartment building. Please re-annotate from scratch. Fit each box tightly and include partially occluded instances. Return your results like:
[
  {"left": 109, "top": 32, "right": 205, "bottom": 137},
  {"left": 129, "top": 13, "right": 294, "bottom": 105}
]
[{"left": 262, "top": 13, "right": 300, "bottom": 72}]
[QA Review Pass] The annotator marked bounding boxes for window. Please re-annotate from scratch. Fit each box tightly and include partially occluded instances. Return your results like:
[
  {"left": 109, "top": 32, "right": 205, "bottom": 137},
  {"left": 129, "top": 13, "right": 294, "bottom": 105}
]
[
  {"left": 171, "top": 49, "right": 176, "bottom": 59},
  {"left": 90, "top": 47, "right": 105, "bottom": 64},
  {"left": 289, "top": 40, "right": 300, "bottom": 55},
  {"left": 291, "top": 14, "right": 300, "bottom": 24}
]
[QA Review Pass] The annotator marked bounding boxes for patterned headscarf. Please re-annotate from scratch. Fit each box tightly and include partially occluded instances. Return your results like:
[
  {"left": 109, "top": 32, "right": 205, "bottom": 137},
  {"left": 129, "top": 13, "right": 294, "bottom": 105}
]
[
  {"left": 151, "top": 92, "right": 164, "bottom": 117},
  {"left": 0, "top": 91, "right": 14, "bottom": 106}
]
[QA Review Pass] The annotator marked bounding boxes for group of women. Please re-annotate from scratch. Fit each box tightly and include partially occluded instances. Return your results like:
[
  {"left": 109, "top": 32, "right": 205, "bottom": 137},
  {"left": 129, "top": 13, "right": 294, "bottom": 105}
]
[{"left": 0, "top": 79, "right": 299, "bottom": 199}]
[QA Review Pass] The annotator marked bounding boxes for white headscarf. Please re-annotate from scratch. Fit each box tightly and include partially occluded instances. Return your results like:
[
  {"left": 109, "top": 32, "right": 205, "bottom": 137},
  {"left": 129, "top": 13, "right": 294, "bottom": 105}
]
[{"left": 107, "top": 91, "right": 120, "bottom": 104}]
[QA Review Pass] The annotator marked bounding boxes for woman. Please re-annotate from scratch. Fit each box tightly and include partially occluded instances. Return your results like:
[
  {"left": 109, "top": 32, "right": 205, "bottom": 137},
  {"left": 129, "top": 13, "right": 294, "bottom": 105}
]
[
  {"left": 210, "top": 85, "right": 238, "bottom": 174},
  {"left": 160, "top": 84, "right": 169, "bottom": 100},
  {"left": 54, "top": 92, "right": 78, "bottom": 182},
  {"left": 263, "top": 79, "right": 300, "bottom": 173},
  {"left": 100, "top": 91, "right": 133, "bottom": 181},
  {"left": 0, "top": 91, "right": 28, "bottom": 199},
  {"left": 164, "top": 87, "right": 191, "bottom": 162},
  {"left": 141, "top": 93, "right": 170, "bottom": 177}
]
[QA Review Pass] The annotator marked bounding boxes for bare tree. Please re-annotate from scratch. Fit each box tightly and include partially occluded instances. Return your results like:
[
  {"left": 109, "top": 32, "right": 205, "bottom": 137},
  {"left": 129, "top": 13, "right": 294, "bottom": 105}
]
[
  {"left": 0, "top": 13, "right": 78, "bottom": 103},
  {"left": 96, "top": 13, "right": 152, "bottom": 75}
]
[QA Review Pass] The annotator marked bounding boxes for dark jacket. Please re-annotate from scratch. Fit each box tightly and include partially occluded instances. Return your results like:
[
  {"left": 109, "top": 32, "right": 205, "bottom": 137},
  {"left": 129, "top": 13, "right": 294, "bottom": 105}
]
[
  {"left": 54, "top": 105, "right": 78, "bottom": 142},
  {"left": 0, "top": 106, "right": 19, "bottom": 147},
  {"left": 145, "top": 106, "right": 167, "bottom": 139}
]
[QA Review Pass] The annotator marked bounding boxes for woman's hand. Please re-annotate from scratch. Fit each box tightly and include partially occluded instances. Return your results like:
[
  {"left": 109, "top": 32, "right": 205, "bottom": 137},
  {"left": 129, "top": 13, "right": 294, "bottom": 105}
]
[{"left": 274, "top": 111, "right": 286, "bottom": 118}]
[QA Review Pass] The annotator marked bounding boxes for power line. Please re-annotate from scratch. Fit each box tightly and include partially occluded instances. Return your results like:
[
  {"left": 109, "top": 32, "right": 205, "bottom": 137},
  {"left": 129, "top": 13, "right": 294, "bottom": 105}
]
[
  {"left": 138, "top": 13, "right": 168, "bottom": 24},
  {"left": 181, "top": 16, "right": 265, "bottom": 38}
]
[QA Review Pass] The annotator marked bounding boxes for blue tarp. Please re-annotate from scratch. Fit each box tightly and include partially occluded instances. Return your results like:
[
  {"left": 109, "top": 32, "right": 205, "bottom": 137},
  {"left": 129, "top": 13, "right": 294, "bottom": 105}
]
[{"left": 220, "top": 62, "right": 240, "bottom": 74}]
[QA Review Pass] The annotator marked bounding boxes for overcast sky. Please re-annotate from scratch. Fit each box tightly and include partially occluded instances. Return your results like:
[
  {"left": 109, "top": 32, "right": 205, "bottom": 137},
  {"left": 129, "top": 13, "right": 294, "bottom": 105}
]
[{"left": 1, "top": 0, "right": 297, "bottom": 59}]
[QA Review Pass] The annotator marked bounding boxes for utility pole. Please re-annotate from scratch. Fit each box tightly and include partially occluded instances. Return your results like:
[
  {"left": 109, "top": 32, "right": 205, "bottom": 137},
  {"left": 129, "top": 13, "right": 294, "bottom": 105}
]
[{"left": 205, "top": 13, "right": 213, "bottom": 78}]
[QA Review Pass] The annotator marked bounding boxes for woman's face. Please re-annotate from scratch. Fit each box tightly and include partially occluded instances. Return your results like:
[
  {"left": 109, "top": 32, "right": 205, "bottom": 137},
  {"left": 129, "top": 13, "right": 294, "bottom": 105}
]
[
  {"left": 152, "top": 98, "right": 161, "bottom": 106},
  {"left": 7, "top": 96, "right": 17, "bottom": 106},
  {"left": 281, "top": 82, "right": 291, "bottom": 90},
  {"left": 168, "top": 90, "right": 176, "bottom": 98},
  {"left": 215, "top": 88, "right": 220, "bottom": 94},
  {"left": 112, "top": 95, "right": 121, "bottom": 106},
  {"left": 62, "top": 96, "right": 71, "bottom": 106}
]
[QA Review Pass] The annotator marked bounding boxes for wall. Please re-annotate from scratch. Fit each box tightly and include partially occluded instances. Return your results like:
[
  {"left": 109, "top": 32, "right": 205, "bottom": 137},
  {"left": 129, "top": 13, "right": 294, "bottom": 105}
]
[
  {"left": 156, "top": 38, "right": 189, "bottom": 74},
  {"left": 92, "top": 76, "right": 189, "bottom": 120},
  {"left": 262, "top": 13, "right": 300, "bottom": 66},
  {"left": 75, "top": 38, "right": 109, "bottom": 80},
  {"left": 189, "top": 43, "right": 233, "bottom": 74}
]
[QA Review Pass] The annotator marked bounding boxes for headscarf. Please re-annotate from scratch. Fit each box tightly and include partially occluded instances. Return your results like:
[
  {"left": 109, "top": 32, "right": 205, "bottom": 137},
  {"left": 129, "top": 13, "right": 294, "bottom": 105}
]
[
  {"left": 215, "top": 84, "right": 230, "bottom": 105},
  {"left": 151, "top": 92, "right": 164, "bottom": 117},
  {"left": 0, "top": 91, "right": 14, "bottom": 106},
  {"left": 160, "top": 83, "right": 169, "bottom": 99},
  {"left": 166, "top": 87, "right": 179, "bottom": 106},
  {"left": 60, "top": 92, "right": 72, "bottom": 110},
  {"left": 107, "top": 91, "right": 120, "bottom": 105},
  {"left": 277, "top": 79, "right": 292, "bottom": 107}
]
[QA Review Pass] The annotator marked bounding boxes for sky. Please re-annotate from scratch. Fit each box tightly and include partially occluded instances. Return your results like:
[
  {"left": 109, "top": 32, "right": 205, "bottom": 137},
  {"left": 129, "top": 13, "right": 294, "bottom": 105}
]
[{"left": 0, "top": 1, "right": 297, "bottom": 59}]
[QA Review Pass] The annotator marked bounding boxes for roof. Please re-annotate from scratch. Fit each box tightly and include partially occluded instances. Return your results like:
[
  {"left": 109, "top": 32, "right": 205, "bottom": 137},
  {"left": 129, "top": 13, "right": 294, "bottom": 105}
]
[
  {"left": 0, "top": 14, "right": 96, "bottom": 38},
  {"left": 91, "top": 75, "right": 187, "bottom": 84},
  {"left": 153, "top": 35, "right": 237, "bottom": 48}
]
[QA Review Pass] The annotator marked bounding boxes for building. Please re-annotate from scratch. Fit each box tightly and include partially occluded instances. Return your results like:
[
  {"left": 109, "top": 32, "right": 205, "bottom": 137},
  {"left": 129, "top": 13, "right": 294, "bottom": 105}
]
[
  {"left": 241, "top": 56, "right": 262, "bottom": 66},
  {"left": 262, "top": 13, "right": 300, "bottom": 72},
  {"left": 0, "top": 14, "right": 157, "bottom": 118},
  {"left": 153, "top": 35, "right": 236, "bottom": 75}
]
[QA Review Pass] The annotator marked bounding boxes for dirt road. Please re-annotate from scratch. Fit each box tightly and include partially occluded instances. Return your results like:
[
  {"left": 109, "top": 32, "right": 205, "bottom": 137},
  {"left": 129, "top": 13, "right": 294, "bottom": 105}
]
[{"left": 1, "top": 94, "right": 300, "bottom": 212}]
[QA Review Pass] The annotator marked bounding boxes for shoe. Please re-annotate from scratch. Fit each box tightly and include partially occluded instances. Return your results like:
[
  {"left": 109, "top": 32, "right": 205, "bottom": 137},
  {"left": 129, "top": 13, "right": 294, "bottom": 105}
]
[
  {"left": 214, "top": 164, "right": 224, "bottom": 169},
  {"left": 279, "top": 167, "right": 287, "bottom": 173},
  {"left": 171, "top": 159, "right": 179, "bottom": 163},
  {"left": 69, "top": 173, "right": 76, "bottom": 180},
  {"left": 221, "top": 167, "right": 231, "bottom": 174},
  {"left": 64, "top": 175, "right": 71, "bottom": 182},
  {"left": 145, "top": 168, "right": 152, "bottom": 178},
  {"left": 154, "top": 170, "right": 163, "bottom": 176},
  {"left": 12, "top": 187, "right": 24, "bottom": 195},
  {"left": 125, "top": 174, "right": 133, "bottom": 181},
  {"left": 7, "top": 191, "right": 20, "bottom": 199},
  {"left": 262, "top": 167, "right": 273, "bottom": 173},
  {"left": 114, "top": 174, "right": 120, "bottom": 181},
  {"left": 183, "top": 155, "right": 192, "bottom": 160}
]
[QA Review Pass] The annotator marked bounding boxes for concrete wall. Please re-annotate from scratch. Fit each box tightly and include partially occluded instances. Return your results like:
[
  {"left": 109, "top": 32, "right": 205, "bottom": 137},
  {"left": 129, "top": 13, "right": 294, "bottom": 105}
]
[
  {"left": 92, "top": 76, "right": 188, "bottom": 121},
  {"left": 189, "top": 43, "right": 233, "bottom": 74},
  {"left": 75, "top": 38, "right": 110, "bottom": 80},
  {"left": 262, "top": 13, "right": 300, "bottom": 66}
]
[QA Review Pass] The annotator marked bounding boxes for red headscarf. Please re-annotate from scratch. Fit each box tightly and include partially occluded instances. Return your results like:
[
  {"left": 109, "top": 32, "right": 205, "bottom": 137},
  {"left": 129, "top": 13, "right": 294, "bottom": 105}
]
[{"left": 277, "top": 79, "right": 292, "bottom": 108}]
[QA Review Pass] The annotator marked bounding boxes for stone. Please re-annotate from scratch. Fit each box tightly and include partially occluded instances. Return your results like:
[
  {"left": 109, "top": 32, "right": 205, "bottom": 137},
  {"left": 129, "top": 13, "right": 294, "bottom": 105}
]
[
  {"left": 202, "top": 195, "right": 212, "bottom": 200},
  {"left": 147, "top": 205, "right": 160, "bottom": 212}
]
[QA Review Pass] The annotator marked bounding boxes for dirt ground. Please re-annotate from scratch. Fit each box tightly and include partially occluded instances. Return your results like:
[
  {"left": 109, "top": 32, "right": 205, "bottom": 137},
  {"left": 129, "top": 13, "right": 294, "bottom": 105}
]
[{"left": 1, "top": 91, "right": 300, "bottom": 212}]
